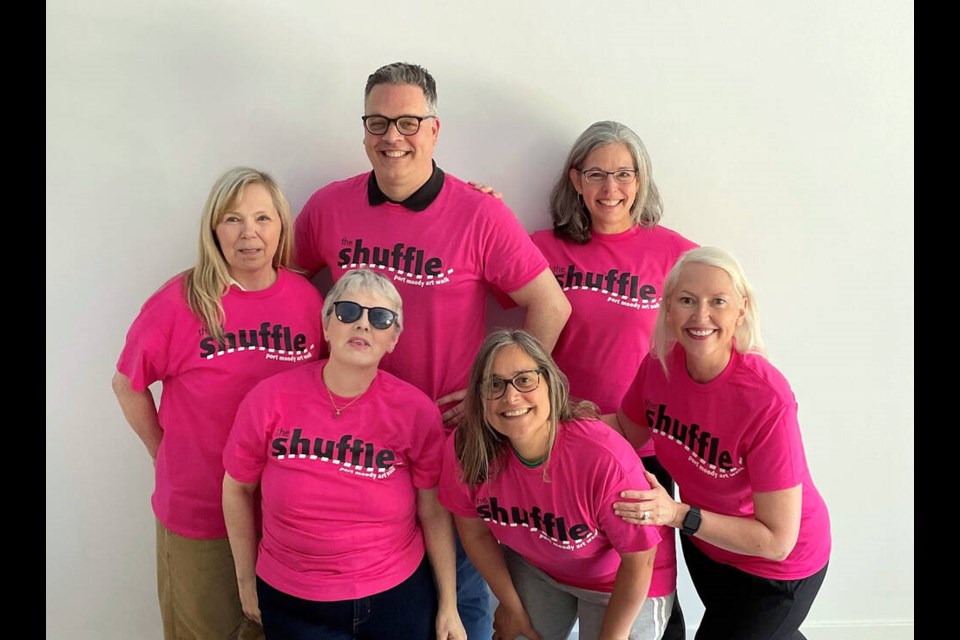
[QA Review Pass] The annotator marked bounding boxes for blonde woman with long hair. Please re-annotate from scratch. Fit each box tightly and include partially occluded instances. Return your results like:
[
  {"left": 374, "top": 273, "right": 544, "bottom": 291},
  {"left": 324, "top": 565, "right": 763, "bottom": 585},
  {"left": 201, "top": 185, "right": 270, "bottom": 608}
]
[{"left": 112, "top": 167, "right": 323, "bottom": 640}]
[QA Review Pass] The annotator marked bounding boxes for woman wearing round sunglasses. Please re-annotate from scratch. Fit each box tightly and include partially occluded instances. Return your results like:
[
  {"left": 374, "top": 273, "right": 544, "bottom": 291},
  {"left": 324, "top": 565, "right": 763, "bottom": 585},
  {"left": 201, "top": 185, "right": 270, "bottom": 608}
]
[
  {"left": 439, "top": 329, "right": 663, "bottom": 640},
  {"left": 223, "top": 268, "right": 465, "bottom": 640}
]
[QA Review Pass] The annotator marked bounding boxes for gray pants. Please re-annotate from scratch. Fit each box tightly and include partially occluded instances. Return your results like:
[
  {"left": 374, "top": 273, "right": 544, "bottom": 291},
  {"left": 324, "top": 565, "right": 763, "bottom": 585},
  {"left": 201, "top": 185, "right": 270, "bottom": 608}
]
[{"left": 503, "top": 546, "right": 674, "bottom": 640}]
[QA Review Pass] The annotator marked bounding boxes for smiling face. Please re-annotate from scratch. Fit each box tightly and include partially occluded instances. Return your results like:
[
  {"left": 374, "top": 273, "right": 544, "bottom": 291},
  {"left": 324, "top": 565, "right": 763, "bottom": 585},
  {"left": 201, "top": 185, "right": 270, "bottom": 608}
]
[
  {"left": 482, "top": 345, "right": 552, "bottom": 460},
  {"left": 214, "top": 182, "right": 281, "bottom": 290},
  {"left": 665, "top": 262, "right": 747, "bottom": 382},
  {"left": 363, "top": 83, "right": 439, "bottom": 201},
  {"left": 323, "top": 287, "right": 400, "bottom": 370},
  {"left": 569, "top": 142, "right": 639, "bottom": 235}
]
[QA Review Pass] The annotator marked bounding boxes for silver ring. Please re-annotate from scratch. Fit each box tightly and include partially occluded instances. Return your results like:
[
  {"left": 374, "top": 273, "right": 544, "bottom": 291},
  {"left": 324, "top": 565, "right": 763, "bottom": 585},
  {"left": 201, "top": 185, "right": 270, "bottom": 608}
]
[{"left": 641, "top": 510, "right": 649, "bottom": 521}]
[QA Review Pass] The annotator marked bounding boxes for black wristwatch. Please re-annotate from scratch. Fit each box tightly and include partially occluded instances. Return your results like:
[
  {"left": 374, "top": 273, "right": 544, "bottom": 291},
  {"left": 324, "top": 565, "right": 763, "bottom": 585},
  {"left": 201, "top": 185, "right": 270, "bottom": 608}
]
[{"left": 681, "top": 506, "right": 702, "bottom": 536}]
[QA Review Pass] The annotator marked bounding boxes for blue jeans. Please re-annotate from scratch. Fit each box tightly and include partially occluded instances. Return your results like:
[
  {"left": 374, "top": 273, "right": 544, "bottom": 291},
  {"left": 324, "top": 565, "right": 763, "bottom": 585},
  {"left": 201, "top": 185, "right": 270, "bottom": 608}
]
[
  {"left": 456, "top": 534, "right": 494, "bottom": 639},
  {"left": 256, "top": 557, "right": 437, "bottom": 639}
]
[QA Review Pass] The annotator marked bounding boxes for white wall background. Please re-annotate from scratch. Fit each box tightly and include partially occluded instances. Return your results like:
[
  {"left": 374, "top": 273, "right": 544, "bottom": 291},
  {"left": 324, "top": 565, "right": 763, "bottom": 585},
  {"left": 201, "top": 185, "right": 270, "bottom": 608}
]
[{"left": 46, "top": 1, "right": 913, "bottom": 638}]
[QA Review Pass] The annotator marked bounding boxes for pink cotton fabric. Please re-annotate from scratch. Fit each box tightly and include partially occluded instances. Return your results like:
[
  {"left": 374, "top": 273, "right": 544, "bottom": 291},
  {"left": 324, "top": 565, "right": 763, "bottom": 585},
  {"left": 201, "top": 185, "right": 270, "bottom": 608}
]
[
  {"left": 116, "top": 269, "right": 324, "bottom": 538},
  {"left": 621, "top": 347, "right": 832, "bottom": 579}
]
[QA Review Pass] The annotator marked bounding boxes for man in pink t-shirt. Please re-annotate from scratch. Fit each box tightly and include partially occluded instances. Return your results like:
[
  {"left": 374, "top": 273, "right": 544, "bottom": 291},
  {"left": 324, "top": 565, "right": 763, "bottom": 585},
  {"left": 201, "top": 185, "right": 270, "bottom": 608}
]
[
  {"left": 295, "top": 63, "right": 569, "bottom": 416},
  {"left": 293, "top": 61, "right": 571, "bottom": 638}
]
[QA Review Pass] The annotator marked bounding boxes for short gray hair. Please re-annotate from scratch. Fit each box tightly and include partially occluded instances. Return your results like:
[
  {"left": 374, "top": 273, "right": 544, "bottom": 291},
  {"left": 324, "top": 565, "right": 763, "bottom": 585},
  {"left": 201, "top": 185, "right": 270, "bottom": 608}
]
[{"left": 364, "top": 62, "right": 438, "bottom": 115}]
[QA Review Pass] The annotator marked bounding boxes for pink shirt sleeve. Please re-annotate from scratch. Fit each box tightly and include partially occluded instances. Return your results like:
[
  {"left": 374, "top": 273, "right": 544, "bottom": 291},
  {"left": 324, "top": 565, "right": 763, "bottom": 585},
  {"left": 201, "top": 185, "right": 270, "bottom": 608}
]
[
  {"left": 438, "top": 433, "right": 478, "bottom": 518},
  {"left": 293, "top": 190, "right": 328, "bottom": 275},
  {"left": 223, "top": 381, "right": 273, "bottom": 484},
  {"left": 741, "top": 403, "right": 806, "bottom": 493},
  {"left": 478, "top": 200, "right": 548, "bottom": 297},
  {"left": 116, "top": 289, "right": 177, "bottom": 391},
  {"left": 407, "top": 401, "right": 446, "bottom": 490}
]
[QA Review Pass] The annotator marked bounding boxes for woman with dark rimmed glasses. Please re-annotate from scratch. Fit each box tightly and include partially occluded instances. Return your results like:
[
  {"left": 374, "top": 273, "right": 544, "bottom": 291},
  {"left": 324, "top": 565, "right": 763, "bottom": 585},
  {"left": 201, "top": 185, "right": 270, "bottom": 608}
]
[
  {"left": 223, "top": 268, "right": 465, "bottom": 640},
  {"left": 439, "top": 329, "right": 665, "bottom": 640}
]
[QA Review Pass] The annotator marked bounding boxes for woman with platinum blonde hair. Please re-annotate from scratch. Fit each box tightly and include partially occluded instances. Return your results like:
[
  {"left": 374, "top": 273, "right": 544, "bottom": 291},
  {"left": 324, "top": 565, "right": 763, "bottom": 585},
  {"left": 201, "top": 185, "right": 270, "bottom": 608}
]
[{"left": 614, "top": 247, "right": 831, "bottom": 640}]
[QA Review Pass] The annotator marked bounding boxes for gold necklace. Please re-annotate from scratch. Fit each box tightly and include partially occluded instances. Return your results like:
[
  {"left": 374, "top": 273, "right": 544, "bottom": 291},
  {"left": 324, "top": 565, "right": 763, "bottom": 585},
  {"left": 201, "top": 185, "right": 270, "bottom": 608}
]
[{"left": 325, "top": 383, "right": 367, "bottom": 418}]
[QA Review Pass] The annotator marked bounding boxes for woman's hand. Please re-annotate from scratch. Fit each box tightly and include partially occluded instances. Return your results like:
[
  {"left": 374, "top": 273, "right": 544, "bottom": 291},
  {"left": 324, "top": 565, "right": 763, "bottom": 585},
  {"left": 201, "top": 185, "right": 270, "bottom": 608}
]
[
  {"left": 492, "top": 601, "right": 543, "bottom": 640},
  {"left": 468, "top": 181, "right": 503, "bottom": 200},
  {"left": 238, "top": 580, "right": 261, "bottom": 625},
  {"left": 437, "top": 389, "right": 468, "bottom": 427},
  {"left": 613, "top": 469, "right": 682, "bottom": 527},
  {"left": 436, "top": 605, "right": 466, "bottom": 640}
]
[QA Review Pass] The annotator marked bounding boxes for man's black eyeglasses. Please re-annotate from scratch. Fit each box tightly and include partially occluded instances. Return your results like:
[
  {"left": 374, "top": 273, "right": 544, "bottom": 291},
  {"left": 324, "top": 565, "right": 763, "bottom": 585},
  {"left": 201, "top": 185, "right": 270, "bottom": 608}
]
[{"left": 362, "top": 114, "right": 436, "bottom": 136}]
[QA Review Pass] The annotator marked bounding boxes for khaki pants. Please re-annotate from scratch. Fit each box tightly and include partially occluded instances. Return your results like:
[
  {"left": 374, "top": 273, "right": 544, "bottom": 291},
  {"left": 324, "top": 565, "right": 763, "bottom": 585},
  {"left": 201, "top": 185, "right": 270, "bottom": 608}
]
[{"left": 156, "top": 520, "right": 264, "bottom": 640}]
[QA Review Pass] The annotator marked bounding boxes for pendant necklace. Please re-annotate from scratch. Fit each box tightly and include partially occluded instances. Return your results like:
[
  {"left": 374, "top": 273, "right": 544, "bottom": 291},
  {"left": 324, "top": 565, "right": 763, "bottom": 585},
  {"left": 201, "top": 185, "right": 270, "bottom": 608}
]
[{"left": 325, "top": 383, "right": 367, "bottom": 418}]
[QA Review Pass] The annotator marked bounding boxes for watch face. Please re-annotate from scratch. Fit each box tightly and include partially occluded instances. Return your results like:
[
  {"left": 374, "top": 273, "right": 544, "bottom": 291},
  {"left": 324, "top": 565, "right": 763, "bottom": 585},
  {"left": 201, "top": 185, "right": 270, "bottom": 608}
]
[{"left": 683, "top": 507, "right": 701, "bottom": 534}]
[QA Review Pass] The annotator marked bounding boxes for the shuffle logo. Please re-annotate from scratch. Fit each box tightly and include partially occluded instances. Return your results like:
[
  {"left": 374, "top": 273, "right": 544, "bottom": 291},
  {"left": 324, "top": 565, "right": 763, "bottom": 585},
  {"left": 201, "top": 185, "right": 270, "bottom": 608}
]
[
  {"left": 477, "top": 496, "right": 598, "bottom": 550},
  {"left": 337, "top": 237, "right": 453, "bottom": 288},
  {"left": 271, "top": 428, "right": 398, "bottom": 480},
  {"left": 199, "top": 322, "right": 313, "bottom": 362},
  {"left": 552, "top": 265, "right": 659, "bottom": 310},
  {"left": 645, "top": 403, "right": 743, "bottom": 478}
]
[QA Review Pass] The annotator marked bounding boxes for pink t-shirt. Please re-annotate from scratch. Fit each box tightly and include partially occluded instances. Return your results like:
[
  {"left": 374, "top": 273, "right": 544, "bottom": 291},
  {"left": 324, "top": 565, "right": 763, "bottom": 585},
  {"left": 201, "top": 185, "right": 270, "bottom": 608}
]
[
  {"left": 621, "top": 347, "right": 832, "bottom": 580},
  {"left": 223, "top": 361, "right": 446, "bottom": 601},
  {"left": 295, "top": 172, "right": 548, "bottom": 408},
  {"left": 531, "top": 225, "right": 694, "bottom": 598},
  {"left": 116, "top": 269, "right": 324, "bottom": 539},
  {"left": 531, "top": 225, "right": 696, "bottom": 420},
  {"left": 439, "top": 418, "right": 663, "bottom": 594}
]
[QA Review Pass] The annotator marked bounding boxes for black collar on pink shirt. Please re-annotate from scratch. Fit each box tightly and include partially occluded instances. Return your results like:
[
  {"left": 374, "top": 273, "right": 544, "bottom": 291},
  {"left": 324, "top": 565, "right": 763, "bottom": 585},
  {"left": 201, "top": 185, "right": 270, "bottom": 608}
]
[{"left": 367, "top": 161, "right": 445, "bottom": 212}]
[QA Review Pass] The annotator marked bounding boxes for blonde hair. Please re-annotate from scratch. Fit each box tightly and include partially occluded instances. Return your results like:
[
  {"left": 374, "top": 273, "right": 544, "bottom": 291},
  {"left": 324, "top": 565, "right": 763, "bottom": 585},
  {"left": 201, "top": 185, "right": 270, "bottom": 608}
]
[
  {"left": 651, "top": 246, "right": 766, "bottom": 376},
  {"left": 184, "top": 167, "right": 295, "bottom": 344}
]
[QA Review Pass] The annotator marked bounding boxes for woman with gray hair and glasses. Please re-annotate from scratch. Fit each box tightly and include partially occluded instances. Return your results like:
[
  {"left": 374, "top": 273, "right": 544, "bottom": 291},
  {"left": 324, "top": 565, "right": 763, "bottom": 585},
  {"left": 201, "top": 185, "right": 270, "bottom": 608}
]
[
  {"left": 223, "top": 268, "right": 465, "bottom": 640},
  {"left": 475, "top": 120, "right": 696, "bottom": 638},
  {"left": 440, "top": 329, "right": 666, "bottom": 640}
]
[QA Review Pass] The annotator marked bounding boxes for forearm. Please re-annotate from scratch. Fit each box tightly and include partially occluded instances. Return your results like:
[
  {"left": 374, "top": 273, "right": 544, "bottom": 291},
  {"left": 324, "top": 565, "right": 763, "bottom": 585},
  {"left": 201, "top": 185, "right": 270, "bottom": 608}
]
[
  {"left": 673, "top": 488, "right": 800, "bottom": 561},
  {"left": 455, "top": 518, "right": 524, "bottom": 612},
  {"left": 112, "top": 372, "right": 163, "bottom": 459},
  {"left": 511, "top": 269, "right": 571, "bottom": 352},
  {"left": 615, "top": 410, "right": 651, "bottom": 450},
  {"left": 222, "top": 476, "right": 259, "bottom": 588},
  {"left": 521, "top": 297, "right": 570, "bottom": 352},
  {"left": 417, "top": 491, "right": 459, "bottom": 612},
  {"left": 598, "top": 551, "right": 653, "bottom": 640}
]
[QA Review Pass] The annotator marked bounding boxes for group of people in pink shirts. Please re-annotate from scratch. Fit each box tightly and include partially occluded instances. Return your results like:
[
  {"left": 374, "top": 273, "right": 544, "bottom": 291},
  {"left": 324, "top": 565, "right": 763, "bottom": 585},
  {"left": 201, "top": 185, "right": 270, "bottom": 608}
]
[{"left": 113, "top": 61, "right": 831, "bottom": 640}]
